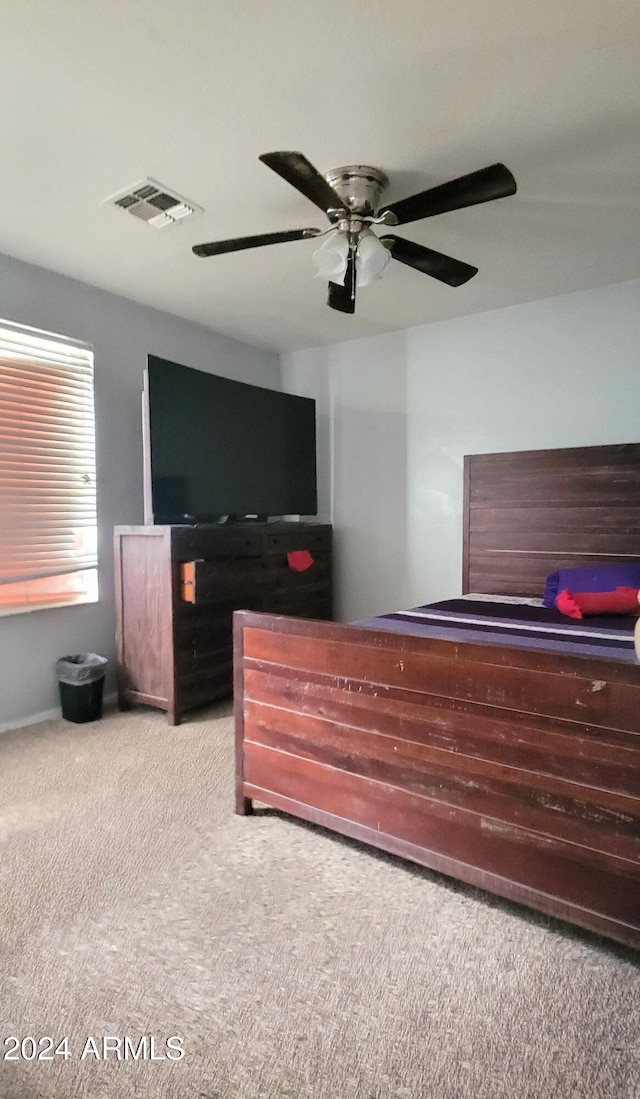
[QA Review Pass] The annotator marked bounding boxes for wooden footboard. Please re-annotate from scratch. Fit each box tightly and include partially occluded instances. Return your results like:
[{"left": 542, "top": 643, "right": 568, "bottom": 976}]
[{"left": 233, "top": 610, "right": 640, "bottom": 949}]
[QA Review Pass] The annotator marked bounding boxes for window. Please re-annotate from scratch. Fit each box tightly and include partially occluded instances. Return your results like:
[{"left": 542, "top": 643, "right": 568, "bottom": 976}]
[{"left": 0, "top": 320, "right": 98, "bottom": 616}]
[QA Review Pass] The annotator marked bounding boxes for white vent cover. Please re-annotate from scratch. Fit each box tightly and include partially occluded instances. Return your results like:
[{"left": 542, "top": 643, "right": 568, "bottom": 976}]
[{"left": 106, "top": 179, "right": 202, "bottom": 229}]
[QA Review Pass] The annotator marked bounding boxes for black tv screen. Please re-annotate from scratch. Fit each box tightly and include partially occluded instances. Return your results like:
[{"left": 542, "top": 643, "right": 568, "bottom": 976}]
[{"left": 144, "top": 356, "right": 317, "bottom": 523}]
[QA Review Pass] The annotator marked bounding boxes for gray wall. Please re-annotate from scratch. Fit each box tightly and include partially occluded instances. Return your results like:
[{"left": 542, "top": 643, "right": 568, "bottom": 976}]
[
  {"left": 281, "top": 333, "right": 411, "bottom": 618},
  {"left": 0, "top": 252, "right": 280, "bottom": 730},
  {"left": 282, "top": 278, "right": 640, "bottom": 621}
]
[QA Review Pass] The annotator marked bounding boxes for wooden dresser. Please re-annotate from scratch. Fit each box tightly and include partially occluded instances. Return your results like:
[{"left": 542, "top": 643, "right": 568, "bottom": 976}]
[{"left": 114, "top": 522, "right": 332, "bottom": 724}]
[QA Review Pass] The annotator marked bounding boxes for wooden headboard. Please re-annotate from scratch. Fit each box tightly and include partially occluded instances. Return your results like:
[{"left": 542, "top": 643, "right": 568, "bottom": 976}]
[{"left": 463, "top": 442, "right": 640, "bottom": 595}]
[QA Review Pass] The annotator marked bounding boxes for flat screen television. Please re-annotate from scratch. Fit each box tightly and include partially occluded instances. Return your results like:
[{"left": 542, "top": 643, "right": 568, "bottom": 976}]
[{"left": 143, "top": 355, "right": 317, "bottom": 524}]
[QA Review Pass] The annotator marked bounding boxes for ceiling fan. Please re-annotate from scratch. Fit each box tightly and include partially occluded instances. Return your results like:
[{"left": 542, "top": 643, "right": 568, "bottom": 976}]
[{"left": 192, "top": 152, "right": 517, "bottom": 314}]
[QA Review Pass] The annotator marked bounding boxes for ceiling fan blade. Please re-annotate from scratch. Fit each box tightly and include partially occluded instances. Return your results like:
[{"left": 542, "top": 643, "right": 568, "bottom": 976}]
[
  {"left": 192, "top": 228, "right": 321, "bottom": 257},
  {"left": 260, "top": 151, "right": 346, "bottom": 215},
  {"left": 380, "top": 163, "right": 516, "bottom": 226},
  {"left": 327, "top": 252, "right": 356, "bottom": 313},
  {"left": 380, "top": 235, "right": 478, "bottom": 286}
]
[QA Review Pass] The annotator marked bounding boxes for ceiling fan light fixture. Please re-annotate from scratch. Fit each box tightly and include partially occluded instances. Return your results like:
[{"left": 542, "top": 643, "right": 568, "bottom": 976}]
[
  {"left": 356, "top": 229, "right": 392, "bottom": 287},
  {"left": 312, "top": 230, "right": 350, "bottom": 281}
]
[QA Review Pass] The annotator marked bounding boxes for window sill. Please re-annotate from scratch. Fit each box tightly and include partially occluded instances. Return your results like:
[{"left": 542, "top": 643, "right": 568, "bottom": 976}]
[{"left": 0, "top": 592, "right": 98, "bottom": 618}]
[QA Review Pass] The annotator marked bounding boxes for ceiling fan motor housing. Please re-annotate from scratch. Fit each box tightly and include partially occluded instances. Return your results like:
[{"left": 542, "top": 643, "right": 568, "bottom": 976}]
[{"left": 324, "top": 165, "right": 389, "bottom": 217}]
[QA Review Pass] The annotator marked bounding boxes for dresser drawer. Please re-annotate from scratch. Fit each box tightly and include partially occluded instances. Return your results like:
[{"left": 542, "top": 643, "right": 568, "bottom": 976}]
[
  {"left": 173, "top": 527, "right": 263, "bottom": 560},
  {"left": 176, "top": 604, "right": 234, "bottom": 640},
  {"left": 181, "top": 559, "right": 262, "bottom": 604},
  {"left": 176, "top": 663, "right": 234, "bottom": 708},
  {"left": 261, "top": 559, "right": 329, "bottom": 592},
  {"left": 264, "top": 591, "right": 332, "bottom": 619},
  {"left": 264, "top": 527, "right": 330, "bottom": 557},
  {"left": 175, "top": 644, "right": 232, "bottom": 677}
]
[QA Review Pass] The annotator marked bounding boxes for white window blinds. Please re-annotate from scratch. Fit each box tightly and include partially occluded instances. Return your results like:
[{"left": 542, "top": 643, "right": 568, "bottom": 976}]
[{"left": 0, "top": 320, "right": 97, "bottom": 613}]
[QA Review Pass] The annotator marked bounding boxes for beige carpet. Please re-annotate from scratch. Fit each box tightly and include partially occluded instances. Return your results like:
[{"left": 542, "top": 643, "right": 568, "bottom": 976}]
[{"left": 1, "top": 703, "right": 638, "bottom": 1099}]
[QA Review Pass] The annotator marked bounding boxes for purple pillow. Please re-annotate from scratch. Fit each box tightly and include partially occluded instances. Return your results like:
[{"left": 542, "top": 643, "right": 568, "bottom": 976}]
[{"left": 543, "top": 562, "right": 640, "bottom": 607}]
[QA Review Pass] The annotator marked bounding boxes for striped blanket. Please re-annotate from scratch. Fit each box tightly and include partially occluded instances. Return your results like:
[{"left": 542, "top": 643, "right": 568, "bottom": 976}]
[{"left": 354, "top": 594, "right": 639, "bottom": 665}]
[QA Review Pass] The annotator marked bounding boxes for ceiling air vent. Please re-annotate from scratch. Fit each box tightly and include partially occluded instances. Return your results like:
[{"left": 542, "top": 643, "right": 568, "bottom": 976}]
[{"left": 106, "top": 179, "right": 202, "bottom": 229}]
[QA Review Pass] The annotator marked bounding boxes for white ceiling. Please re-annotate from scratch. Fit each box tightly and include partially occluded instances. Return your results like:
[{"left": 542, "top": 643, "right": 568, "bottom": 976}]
[{"left": 2, "top": 0, "right": 640, "bottom": 353}]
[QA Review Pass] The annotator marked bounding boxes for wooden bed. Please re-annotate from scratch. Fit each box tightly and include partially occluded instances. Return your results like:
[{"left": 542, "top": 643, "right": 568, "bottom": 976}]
[{"left": 233, "top": 443, "right": 640, "bottom": 949}]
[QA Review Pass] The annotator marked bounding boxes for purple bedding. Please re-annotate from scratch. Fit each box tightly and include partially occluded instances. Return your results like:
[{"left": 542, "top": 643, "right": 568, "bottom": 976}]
[
  {"left": 354, "top": 595, "right": 638, "bottom": 665},
  {"left": 542, "top": 562, "right": 640, "bottom": 607}
]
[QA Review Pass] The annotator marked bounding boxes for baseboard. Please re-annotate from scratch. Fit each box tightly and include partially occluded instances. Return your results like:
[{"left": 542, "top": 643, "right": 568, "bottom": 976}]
[{"left": 0, "top": 692, "right": 118, "bottom": 735}]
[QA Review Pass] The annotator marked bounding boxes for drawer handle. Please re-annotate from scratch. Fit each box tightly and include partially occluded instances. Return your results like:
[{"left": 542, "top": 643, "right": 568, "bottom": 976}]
[{"left": 181, "top": 561, "right": 196, "bottom": 603}]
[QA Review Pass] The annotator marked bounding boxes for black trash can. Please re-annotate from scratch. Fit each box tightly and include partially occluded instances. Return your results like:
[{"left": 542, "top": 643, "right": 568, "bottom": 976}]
[{"left": 55, "top": 653, "right": 108, "bottom": 723}]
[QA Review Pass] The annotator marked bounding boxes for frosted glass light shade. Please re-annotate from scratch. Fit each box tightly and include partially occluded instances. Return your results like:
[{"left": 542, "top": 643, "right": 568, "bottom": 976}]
[
  {"left": 356, "top": 230, "right": 391, "bottom": 287},
  {"left": 312, "top": 231, "right": 350, "bottom": 281}
]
